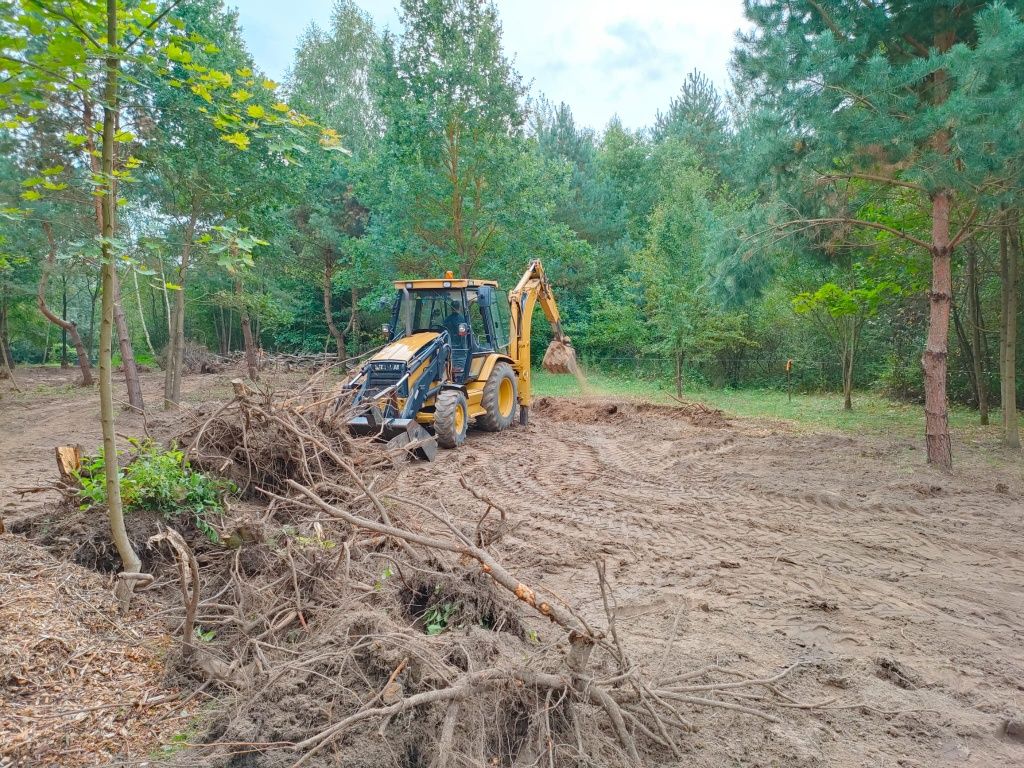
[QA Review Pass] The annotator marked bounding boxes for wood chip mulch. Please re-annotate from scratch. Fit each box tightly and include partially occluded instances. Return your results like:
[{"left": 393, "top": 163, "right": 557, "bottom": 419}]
[{"left": 0, "top": 536, "right": 196, "bottom": 767}]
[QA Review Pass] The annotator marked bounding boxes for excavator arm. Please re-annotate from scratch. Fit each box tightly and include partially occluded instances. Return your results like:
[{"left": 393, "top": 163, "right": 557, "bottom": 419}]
[{"left": 507, "top": 259, "right": 577, "bottom": 422}]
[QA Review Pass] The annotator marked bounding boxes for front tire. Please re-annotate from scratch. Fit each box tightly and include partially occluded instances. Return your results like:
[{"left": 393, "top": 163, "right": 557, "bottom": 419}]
[
  {"left": 434, "top": 389, "right": 469, "bottom": 449},
  {"left": 477, "top": 362, "right": 518, "bottom": 432}
]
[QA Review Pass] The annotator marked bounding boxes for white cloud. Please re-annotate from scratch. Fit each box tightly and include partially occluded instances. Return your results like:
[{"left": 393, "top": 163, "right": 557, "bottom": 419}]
[{"left": 233, "top": 0, "right": 747, "bottom": 131}]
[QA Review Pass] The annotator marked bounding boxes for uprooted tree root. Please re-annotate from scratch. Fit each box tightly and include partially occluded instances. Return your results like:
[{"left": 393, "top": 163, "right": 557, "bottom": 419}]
[{"left": 157, "top": 381, "right": 828, "bottom": 767}]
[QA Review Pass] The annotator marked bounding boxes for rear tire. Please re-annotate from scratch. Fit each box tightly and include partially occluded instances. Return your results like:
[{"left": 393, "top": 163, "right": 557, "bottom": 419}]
[
  {"left": 434, "top": 389, "right": 468, "bottom": 449},
  {"left": 477, "top": 362, "right": 518, "bottom": 432}
]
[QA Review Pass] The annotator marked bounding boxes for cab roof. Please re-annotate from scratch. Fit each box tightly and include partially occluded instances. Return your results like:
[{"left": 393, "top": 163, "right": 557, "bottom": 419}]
[{"left": 393, "top": 278, "right": 499, "bottom": 290}]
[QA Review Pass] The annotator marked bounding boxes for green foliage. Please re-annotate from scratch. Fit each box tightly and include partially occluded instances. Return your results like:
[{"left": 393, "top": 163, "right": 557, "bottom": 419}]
[
  {"left": 362, "top": 0, "right": 586, "bottom": 282},
  {"left": 423, "top": 602, "right": 459, "bottom": 636},
  {"left": 4, "top": 0, "right": 1023, "bottom": 427},
  {"left": 374, "top": 564, "right": 394, "bottom": 591},
  {"left": 792, "top": 281, "right": 900, "bottom": 320},
  {"left": 74, "top": 440, "right": 232, "bottom": 543}
]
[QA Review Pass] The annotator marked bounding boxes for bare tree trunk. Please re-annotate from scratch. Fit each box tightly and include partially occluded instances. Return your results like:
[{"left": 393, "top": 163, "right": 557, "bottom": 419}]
[
  {"left": 212, "top": 307, "right": 222, "bottom": 355},
  {"left": 236, "top": 277, "right": 258, "bottom": 382},
  {"left": 112, "top": 269, "right": 144, "bottom": 410},
  {"left": 131, "top": 267, "right": 156, "bottom": 357},
  {"left": 953, "top": 300, "right": 978, "bottom": 406},
  {"left": 159, "top": 262, "right": 172, "bottom": 339},
  {"left": 100, "top": 0, "right": 142, "bottom": 607},
  {"left": 1001, "top": 214, "right": 1021, "bottom": 449},
  {"left": 923, "top": 191, "right": 954, "bottom": 470},
  {"left": 323, "top": 255, "right": 345, "bottom": 359},
  {"left": 39, "top": 223, "right": 94, "bottom": 386},
  {"left": 0, "top": 294, "right": 12, "bottom": 369},
  {"left": 41, "top": 319, "right": 50, "bottom": 365},
  {"left": 61, "top": 274, "right": 69, "bottom": 368},
  {"left": 215, "top": 306, "right": 230, "bottom": 355},
  {"left": 0, "top": 336, "right": 18, "bottom": 390},
  {"left": 842, "top": 345, "right": 854, "bottom": 411},
  {"left": 966, "top": 245, "right": 989, "bottom": 424},
  {"left": 350, "top": 284, "right": 360, "bottom": 351},
  {"left": 83, "top": 95, "right": 141, "bottom": 410},
  {"left": 87, "top": 276, "right": 100, "bottom": 360},
  {"left": 674, "top": 346, "right": 683, "bottom": 398},
  {"left": 163, "top": 213, "right": 197, "bottom": 409},
  {"left": 0, "top": 296, "right": 18, "bottom": 390}
]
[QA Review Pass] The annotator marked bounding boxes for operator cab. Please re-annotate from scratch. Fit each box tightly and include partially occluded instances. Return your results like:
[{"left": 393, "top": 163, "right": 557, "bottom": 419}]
[{"left": 384, "top": 273, "right": 511, "bottom": 384}]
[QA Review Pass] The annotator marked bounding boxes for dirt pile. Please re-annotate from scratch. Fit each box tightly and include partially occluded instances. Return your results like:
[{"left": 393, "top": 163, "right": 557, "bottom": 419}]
[{"left": 533, "top": 396, "right": 728, "bottom": 429}]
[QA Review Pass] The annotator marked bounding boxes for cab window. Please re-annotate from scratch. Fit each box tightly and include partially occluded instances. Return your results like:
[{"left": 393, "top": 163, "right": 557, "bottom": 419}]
[
  {"left": 493, "top": 290, "right": 510, "bottom": 352},
  {"left": 468, "top": 292, "right": 491, "bottom": 351}
]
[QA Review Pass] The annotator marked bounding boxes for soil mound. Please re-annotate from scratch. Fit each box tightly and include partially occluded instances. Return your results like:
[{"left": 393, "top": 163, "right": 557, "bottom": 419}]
[
  {"left": 533, "top": 396, "right": 627, "bottom": 424},
  {"left": 534, "top": 396, "right": 729, "bottom": 428}
]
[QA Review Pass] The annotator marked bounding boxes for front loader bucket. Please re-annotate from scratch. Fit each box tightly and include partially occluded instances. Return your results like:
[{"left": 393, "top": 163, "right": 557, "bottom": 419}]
[
  {"left": 384, "top": 419, "right": 438, "bottom": 461},
  {"left": 349, "top": 409, "right": 438, "bottom": 461},
  {"left": 542, "top": 337, "right": 578, "bottom": 374}
]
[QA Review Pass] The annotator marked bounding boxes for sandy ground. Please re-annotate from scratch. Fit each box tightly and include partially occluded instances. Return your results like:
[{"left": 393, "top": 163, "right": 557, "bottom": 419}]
[{"left": 2, "top": 367, "right": 1024, "bottom": 767}]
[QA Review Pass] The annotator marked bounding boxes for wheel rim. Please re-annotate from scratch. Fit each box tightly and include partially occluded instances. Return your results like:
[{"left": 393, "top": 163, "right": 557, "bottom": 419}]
[
  {"left": 454, "top": 402, "right": 465, "bottom": 434},
  {"left": 498, "top": 377, "right": 514, "bottom": 418}
]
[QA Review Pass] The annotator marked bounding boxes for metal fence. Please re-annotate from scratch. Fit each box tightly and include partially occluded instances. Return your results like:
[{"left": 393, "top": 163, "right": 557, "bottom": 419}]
[{"left": 579, "top": 354, "right": 864, "bottom": 393}]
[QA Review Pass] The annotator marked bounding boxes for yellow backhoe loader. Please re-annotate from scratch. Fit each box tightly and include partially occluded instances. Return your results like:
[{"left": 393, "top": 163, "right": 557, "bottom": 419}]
[{"left": 345, "top": 259, "right": 576, "bottom": 459}]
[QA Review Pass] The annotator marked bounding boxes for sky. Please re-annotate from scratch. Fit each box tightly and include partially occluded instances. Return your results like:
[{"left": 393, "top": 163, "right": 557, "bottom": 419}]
[{"left": 232, "top": 0, "right": 748, "bottom": 131}]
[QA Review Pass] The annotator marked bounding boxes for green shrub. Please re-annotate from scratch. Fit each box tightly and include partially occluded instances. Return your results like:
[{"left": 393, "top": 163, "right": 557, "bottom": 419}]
[{"left": 74, "top": 439, "right": 232, "bottom": 543}]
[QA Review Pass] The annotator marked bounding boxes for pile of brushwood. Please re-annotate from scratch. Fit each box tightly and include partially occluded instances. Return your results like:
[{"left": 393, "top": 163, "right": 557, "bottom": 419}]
[
  {"left": 160, "top": 340, "right": 226, "bottom": 375},
  {"left": 150, "top": 373, "right": 815, "bottom": 768}
]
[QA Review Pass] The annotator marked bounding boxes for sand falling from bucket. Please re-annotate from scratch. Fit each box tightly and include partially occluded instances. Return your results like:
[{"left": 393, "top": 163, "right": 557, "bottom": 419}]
[
  {"left": 542, "top": 338, "right": 592, "bottom": 395},
  {"left": 572, "top": 361, "right": 594, "bottom": 396}
]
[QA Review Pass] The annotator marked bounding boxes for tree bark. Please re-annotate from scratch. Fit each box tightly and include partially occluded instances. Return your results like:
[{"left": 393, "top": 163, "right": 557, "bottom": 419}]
[
  {"left": 0, "top": 296, "right": 18, "bottom": 389},
  {"left": 0, "top": 335, "right": 18, "bottom": 390},
  {"left": 86, "top": 275, "right": 100, "bottom": 360},
  {"left": 84, "top": 96, "right": 142, "bottom": 411},
  {"left": 952, "top": 300, "right": 978, "bottom": 408},
  {"left": 163, "top": 212, "right": 197, "bottom": 409},
  {"left": 159, "top": 262, "right": 172, "bottom": 340},
  {"left": 60, "top": 274, "right": 69, "bottom": 368},
  {"left": 842, "top": 344, "right": 854, "bottom": 411},
  {"left": 966, "top": 244, "right": 989, "bottom": 424},
  {"left": 1000, "top": 213, "right": 1021, "bottom": 449},
  {"left": 922, "top": 191, "right": 954, "bottom": 470},
  {"left": 0, "top": 293, "right": 13, "bottom": 371},
  {"left": 112, "top": 269, "right": 144, "bottom": 410},
  {"left": 350, "top": 284, "right": 360, "bottom": 348},
  {"left": 100, "top": 0, "right": 142, "bottom": 606},
  {"left": 131, "top": 267, "right": 156, "bottom": 357},
  {"left": 215, "top": 305, "right": 230, "bottom": 355},
  {"left": 39, "top": 223, "right": 94, "bottom": 386},
  {"left": 236, "top": 276, "right": 259, "bottom": 381},
  {"left": 323, "top": 255, "right": 346, "bottom": 358},
  {"left": 674, "top": 345, "right": 683, "bottom": 398}
]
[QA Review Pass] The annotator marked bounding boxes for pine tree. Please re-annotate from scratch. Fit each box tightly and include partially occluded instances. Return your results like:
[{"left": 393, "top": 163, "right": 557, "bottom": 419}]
[
  {"left": 370, "top": 0, "right": 529, "bottom": 278},
  {"left": 735, "top": 0, "right": 1024, "bottom": 469},
  {"left": 652, "top": 70, "right": 728, "bottom": 172}
]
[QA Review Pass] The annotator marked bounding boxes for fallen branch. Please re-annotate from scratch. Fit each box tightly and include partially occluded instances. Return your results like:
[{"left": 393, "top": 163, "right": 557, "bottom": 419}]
[{"left": 149, "top": 527, "right": 200, "bottom": 660}]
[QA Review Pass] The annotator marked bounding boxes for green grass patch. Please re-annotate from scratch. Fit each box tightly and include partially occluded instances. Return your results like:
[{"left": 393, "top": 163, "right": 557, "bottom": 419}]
[{"left": 531, "top": 368, "right": 1020, "bottom": 442}]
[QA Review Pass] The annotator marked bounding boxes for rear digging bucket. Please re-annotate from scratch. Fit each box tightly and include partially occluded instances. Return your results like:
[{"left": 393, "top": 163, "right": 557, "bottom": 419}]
[{"left": 542, "top": 337, "right": 577, "bottom": 374}]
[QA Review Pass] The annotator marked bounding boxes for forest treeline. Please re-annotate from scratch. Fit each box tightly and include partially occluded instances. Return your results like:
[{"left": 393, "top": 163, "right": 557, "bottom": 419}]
[{"left": 2, "top": 0, "right": 1023, "bottom": 466}]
